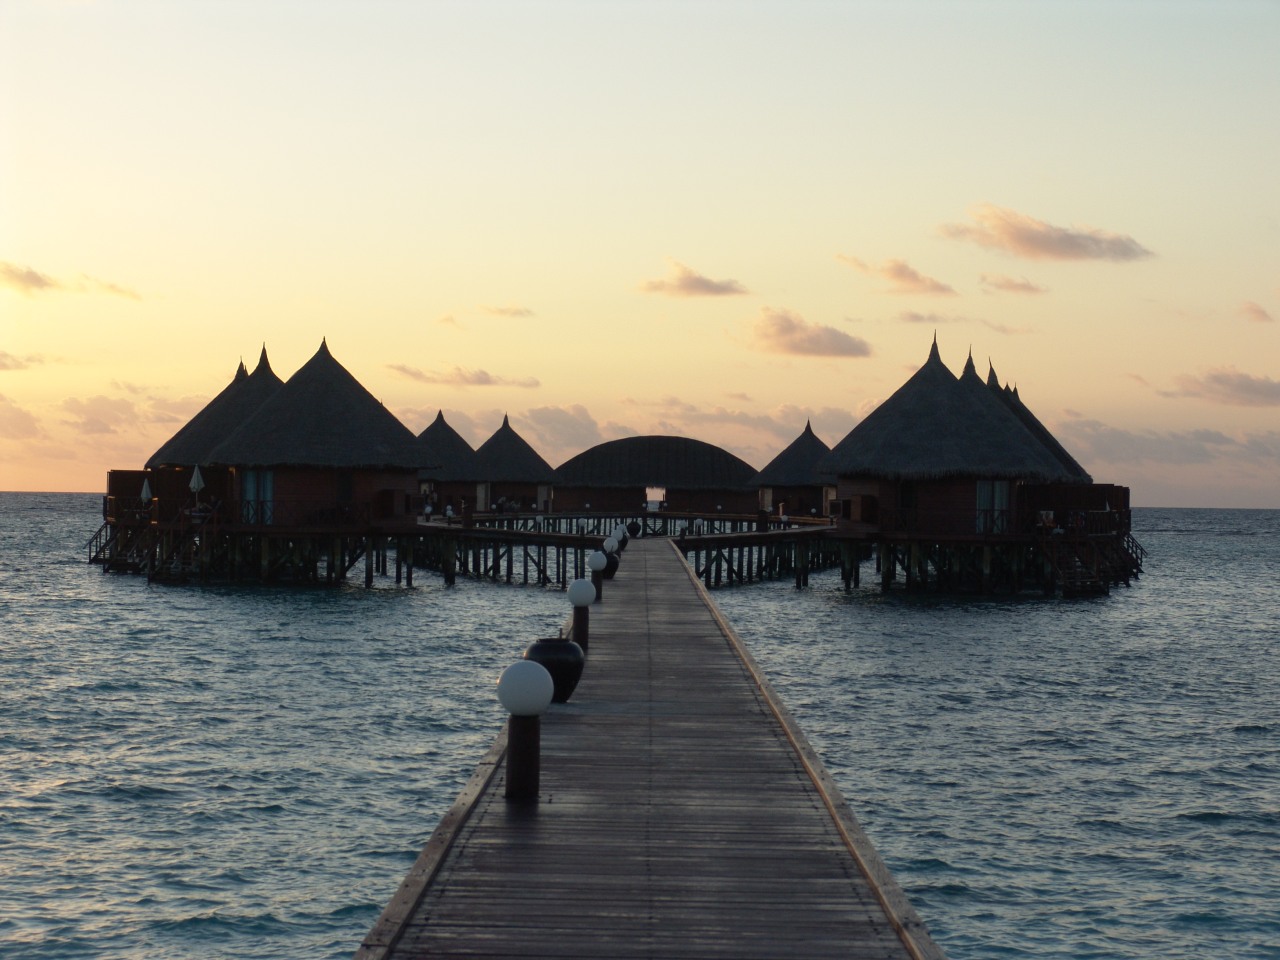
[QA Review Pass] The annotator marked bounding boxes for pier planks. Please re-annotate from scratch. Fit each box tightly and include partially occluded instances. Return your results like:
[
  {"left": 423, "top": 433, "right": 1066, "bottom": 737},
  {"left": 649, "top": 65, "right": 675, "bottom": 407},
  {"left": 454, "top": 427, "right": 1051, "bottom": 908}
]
[{"left": 358, "top": 537, "right": 942, "bottom": 960}]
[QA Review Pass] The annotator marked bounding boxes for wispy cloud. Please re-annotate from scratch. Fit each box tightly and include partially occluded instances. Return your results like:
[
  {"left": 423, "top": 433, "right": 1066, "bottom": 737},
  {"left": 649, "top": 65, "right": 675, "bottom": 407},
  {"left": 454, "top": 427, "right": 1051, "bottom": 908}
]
[
  {"left": 898, "top": 311, "right": 962, "bottom": 325},
  {"left": 640, "top": 260, "right": 748, "bottom": 297},
  {"left": 0, "top": 394, "right": 40, "bottom": 439},
  {"left": 941, "top": 204, "right": 1153, "bottom": 261},
  {"left": 1166, "top": 368, "right": 1280, "bottom": 407},
  {"left": 1, "top": 262, "right": 62, "bottom": 295},
  {"left": 895, "top": 311, "right": 1029, "bottom": 335},
  {"left": 1240, "top": 301, "right": 1274, "bottom": 323},
  {"left": 752, "top": 308, "right": 872, "bottom": 357},
  {"left": 838, "top": 255, "right": 956, "bottom": 295},
  {"left": 981, "top": 273, "right": 1048, "bottom": 294},
  {"left": 1059, "top": 418, "right": 1279, "bottom": 467},
  {"left": 0, "top": 261, "right": 141, "bottom": 299},
  {"left": 516, "top": 405, "right": 605, "bottom": 459},
  {"left": 629, "top": 396, "right": 853, "bottom": 443},
  {"left": 388, "top": 364, "right": 540, "bottom": 389},
  {"left": 1, "top": 352, "right": 45, "bottom": 371},
  {"left": 60, "top": 395, "right": 141, "bottom": 435},
  {"left": 483, "top": 304, "right": 535, "bottom": 318}
]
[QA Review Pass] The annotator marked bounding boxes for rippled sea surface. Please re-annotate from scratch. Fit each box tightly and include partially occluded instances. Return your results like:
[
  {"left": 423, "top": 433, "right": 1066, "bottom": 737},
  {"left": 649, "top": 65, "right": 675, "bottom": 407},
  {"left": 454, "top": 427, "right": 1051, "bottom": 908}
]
[
  {"left": 715, "top": 507, "right": 1280, "bottom": 959},
  {"left": 0, "top": 493, "right": 569, "bottom": 959},
  {"left": 2, "top": 496, "right": 1278, "bottom": 959}
]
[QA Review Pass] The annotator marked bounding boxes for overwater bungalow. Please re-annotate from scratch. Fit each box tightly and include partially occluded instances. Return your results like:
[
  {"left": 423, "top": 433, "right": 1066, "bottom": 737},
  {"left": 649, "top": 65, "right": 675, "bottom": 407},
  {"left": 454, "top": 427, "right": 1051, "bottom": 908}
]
[
  {"left": 416, "top": 410, "right": 479, "bottom": 519},
  {"left": 753, "top": 421, "right": 835, "bottom": 520},
  {"left": 823, "top": 341, "right": 1143, "bottom": 594},
  {"left": 94, "top": 341, "right": 425, "bottom": 583},
  {"left": 554, "top": 435, "right": 759, "bottom": 515},
  {"left": 472, "top": 415, "right": 557, "bottom": 513}
]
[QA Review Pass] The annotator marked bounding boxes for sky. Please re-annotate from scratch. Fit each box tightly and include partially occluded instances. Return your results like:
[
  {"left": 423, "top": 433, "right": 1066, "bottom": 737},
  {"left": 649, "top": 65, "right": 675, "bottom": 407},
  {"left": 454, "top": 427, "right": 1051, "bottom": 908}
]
[{"left": 2, "top": 0, "right": 1277, "bottom": 507}]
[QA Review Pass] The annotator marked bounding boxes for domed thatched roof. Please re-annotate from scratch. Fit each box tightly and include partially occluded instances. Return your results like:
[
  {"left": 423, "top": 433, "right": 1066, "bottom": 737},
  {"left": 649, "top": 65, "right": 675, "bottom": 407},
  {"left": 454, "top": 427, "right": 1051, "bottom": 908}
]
[
  {"left": 417, "top": 411, "right": 478, "bottom": 482},
  {"left": 474, "top": 415, "right": 556, "bottom": 483},
  {"left": 555, "top": 435, "right": 757, "bottom": 490},
  {"left": 147, "top": 346, "right": 283, "bottom": 468},
  {"left": 206, "top": 340, "right": 420, "bottom": 468},
  {"left": 753, "top": 422, "right": 833, "bottom": 487},
  {"left": 823, "top": 342, "right": 1082, "bottom": 482}
]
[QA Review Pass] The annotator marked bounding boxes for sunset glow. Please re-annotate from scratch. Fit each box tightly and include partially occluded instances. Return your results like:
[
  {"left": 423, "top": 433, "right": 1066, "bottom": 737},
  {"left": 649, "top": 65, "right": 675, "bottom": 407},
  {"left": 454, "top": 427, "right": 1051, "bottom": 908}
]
[{"left": 3, "top": 1, "right": 1277, "bottom": 506}]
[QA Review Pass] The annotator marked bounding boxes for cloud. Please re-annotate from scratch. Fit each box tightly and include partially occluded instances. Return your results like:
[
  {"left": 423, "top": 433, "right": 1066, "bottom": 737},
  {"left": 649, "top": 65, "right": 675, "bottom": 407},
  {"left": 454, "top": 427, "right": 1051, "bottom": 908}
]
[
  {"left": 85, "top": 276, "right": 142, "bottom": 300},
  {"left": 979, "top": 318, "right": 1033, "bottom": 335},
  {"left": 1058, "top": 418, "right": 1279, "bottom": 468},
  {"left": 60, "top": 395, "right": 141, "bottom": 435},
  {"left": 387, "top": 364, "right": 540, "bottom": 388},
  {"left": 895, "top": 311, "right": 1029, "bottom": 335},
  {"left": 1239, "top": 301, "right": 1274, "bottom": 323},
  {"left": 0, "top": 394, "right": 41, "bottom": 439},
  {"left": 752, "top": 308, "right": 872, "bottom": 357},
  {"left": 483, "top": 305, "right": 535, "bottom": 318},
  {"left": 629, "top": 396, "right": 852, "bottom": 443},
  {"left": 1, "top": 262, "right": 63, "bottom": 295},
  {"left": 981, "top": 273, "right": 1048, "bottom": 294},
  {"left": 516, "top": 405, "right": 605, "bottom": 458},
  {"left": 1, "top": 352, "right": 46, "bottom": 371},
  {"left": 941, "top": 204, "right": 1153, "bottom": 261},
  {"left": 898, "top": 311, "right": 962, "bottom": 325},
  {"left": 0, "top": 261, "right": 140, "bottom": 299},
  {"left": 1166, "top": 368, "right": 1280, "bottom": 407},
  {"left": 640, "top": 260, "right": 748, "bottom": 297},
  {"left": 838, "top": 255, "right": 956, "bottom": 295}
]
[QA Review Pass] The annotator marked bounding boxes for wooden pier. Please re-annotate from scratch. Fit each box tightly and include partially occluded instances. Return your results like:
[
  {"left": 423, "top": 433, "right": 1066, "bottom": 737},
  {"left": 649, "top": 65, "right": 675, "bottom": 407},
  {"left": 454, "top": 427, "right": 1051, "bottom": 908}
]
[{"left": 357, "top": 537, "right": 943, "bottom": 960}]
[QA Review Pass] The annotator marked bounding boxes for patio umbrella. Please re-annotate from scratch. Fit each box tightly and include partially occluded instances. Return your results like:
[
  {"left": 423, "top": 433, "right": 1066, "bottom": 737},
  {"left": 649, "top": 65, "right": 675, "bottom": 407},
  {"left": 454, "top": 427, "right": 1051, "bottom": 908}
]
[{"left": 189, "top": 465, "right": 205, "bottom": 496}]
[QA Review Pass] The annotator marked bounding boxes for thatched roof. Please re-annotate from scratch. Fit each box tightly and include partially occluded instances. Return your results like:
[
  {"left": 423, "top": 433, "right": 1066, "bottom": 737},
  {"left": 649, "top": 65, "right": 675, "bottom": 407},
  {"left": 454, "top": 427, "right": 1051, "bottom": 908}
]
[
  {"left": 473, "top": 414, "right": 557, "bottom": 483},
  {"left": 146, "top": 346, "right": 283, "bottom": 468},
  {"left": 417, "top": 411, "right": 479, "bottom": 482},
  {"left": 205, "top": 340, "right": 420, "bottom": 469},
  {"left": 987, "top": 363, "right": 1092, "bottom": 481},
  {"left": 822, "top": 342, "right": 1082, "bottom": 482},
  {"left": 555, "top": 435, "right": 757, "bottom": 490},
  {"left": 753, "top": 421, "right": 834, "bottom": 488}
]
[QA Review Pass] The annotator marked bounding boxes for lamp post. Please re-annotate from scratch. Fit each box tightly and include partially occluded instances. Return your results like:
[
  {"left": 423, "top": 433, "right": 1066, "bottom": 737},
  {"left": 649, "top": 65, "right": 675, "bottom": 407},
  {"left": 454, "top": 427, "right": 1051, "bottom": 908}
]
[
  {"left": 567, "top": 577, "right": 595, "bottom": 654},
  {"left": 587, "top": 549, "right": 607, "bottom": 602},
  {"left": 602, "top": 536, "right": 620, "bottom": 579},
  {"left": 497, "top": 660, "right": 555, "bottom": 802}
]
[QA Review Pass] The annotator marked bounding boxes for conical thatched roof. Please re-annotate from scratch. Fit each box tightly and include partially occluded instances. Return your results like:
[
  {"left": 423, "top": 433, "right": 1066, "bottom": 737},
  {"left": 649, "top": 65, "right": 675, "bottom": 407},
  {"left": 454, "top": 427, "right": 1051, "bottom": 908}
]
[
  {"left": 417, "top": 411, "right": 478, "bottom": 482},
  {"left": 753, "top": 421, "right": 833, "bottom": 487},
  {"left": 555, "top": 435, "right": 757, "bottom": 490},
  {"left": 473, "top": 414, "right": 556, "bottom": 483},
  {"left": 206, "top": 340, "right": 420, "bottom": 468},
  {"left": 987, "top": 363, "right": 1091, "bottom": 481},
  {"left": 146, "top": 347, "right": 283, "bottom": 468},
  {"left": 822, "top": 342, "right": 1080, "bottom": 482}
]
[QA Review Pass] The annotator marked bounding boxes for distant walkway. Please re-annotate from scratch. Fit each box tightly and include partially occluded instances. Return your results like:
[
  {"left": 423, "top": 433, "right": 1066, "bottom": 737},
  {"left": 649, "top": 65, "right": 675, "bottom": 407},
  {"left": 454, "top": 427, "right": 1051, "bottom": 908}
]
[{"left": 358, "top": 537, "right": 943, "bottom": 959}]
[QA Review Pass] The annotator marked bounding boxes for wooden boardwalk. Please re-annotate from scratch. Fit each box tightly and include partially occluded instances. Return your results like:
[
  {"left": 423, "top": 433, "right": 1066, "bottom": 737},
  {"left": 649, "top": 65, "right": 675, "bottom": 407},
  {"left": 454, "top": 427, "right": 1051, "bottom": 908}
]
[{"left": 358, "top": 538, "right": 944, "bottom": 960}]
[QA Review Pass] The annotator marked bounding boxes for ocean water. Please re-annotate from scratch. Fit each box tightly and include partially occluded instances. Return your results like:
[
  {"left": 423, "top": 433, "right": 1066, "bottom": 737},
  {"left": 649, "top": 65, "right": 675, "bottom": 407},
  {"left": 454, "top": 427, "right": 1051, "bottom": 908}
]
[
  {"left": 715, "top": 507, "right": 1280, "bottom": 959},
  {"left": 2, "top": 495, "right": 1277, "bottom": 959},
  {"left": 0, "top": 493, "right": 571, "bottom": 960}
]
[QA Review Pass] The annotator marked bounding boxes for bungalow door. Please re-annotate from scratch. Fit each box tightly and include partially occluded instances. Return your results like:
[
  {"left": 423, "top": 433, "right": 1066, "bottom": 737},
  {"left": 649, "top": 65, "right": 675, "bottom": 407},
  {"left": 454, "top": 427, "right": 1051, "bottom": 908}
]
[
  {"left": 976, "top": 480, "right": 1009, "bottom": 534},
  {"left": 242, "top": 468, "right": 275, "bottom": 525}
]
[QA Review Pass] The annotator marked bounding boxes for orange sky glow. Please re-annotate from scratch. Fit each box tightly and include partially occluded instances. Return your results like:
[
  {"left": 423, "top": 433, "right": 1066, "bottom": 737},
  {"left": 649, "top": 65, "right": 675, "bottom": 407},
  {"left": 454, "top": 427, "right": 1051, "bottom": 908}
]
[{"left": 3, "top": 1, "right": 1277, "bottom": 507}]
